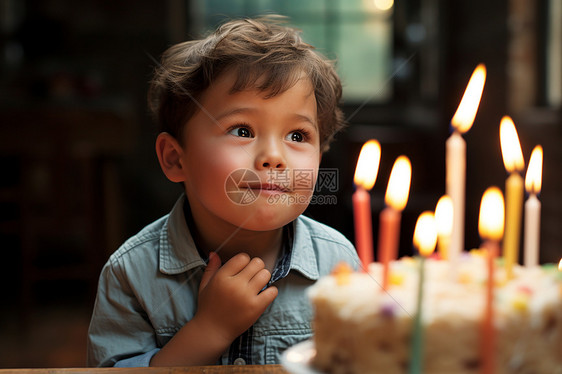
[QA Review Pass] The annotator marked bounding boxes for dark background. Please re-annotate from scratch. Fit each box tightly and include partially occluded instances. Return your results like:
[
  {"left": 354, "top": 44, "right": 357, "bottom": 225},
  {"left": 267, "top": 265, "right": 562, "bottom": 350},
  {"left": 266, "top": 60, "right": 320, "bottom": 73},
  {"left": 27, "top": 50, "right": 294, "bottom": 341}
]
[{"left": 0, "top": 0, "right": 560, "bottom": 368}]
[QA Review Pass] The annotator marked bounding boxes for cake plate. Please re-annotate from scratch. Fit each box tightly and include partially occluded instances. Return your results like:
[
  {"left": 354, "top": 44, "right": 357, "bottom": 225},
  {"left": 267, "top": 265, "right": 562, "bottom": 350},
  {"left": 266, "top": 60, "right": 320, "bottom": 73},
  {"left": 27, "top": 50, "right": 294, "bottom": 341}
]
[{"left": 280, "top": 339, "right": 322, "bottom": 374}]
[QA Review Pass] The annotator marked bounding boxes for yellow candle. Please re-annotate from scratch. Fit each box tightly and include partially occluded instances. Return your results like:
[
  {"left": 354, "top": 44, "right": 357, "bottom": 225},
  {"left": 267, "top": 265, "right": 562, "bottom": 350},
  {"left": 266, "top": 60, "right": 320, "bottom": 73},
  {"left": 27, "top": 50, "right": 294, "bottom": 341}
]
[
  {"left": 504, "top": 172, "right": 524, "bottom": 274},
  {"left": 499, "top": 116, "right": 525, "bottom": 278}
]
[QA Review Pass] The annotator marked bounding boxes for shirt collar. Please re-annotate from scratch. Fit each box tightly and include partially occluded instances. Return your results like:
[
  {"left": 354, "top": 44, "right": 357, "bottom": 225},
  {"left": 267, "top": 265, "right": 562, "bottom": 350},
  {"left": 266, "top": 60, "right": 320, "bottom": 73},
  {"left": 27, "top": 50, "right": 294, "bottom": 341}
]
[
  {"left": 159, "top": 195, "right": 321, "bottom": 281},
  {"left": 287, "top": 216, "right": 320, "bottom": 281},
  {"left": 159, "top": 195, "right": 206, "bottom": 275}
]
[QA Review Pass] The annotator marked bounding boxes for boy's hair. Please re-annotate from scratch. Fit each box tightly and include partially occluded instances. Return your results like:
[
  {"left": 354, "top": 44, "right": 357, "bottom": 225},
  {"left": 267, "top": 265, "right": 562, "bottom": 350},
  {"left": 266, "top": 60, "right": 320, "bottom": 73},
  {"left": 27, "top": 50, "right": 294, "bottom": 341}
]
[{"left": 148, "top": 15, "right": 344, "bottom": 152}]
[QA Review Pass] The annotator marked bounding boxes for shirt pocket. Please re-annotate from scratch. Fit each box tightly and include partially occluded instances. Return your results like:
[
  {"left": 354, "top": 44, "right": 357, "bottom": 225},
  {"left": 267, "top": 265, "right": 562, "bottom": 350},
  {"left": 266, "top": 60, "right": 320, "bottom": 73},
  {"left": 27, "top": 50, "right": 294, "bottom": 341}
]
[{"left": 264, "top": 329, "right": 312, "bottom": 364}]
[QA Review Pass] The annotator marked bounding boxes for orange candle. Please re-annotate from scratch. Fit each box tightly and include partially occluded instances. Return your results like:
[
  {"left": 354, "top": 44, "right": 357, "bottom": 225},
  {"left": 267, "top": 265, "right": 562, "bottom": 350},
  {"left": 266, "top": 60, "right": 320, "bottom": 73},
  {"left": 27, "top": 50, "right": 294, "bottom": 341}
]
[
  {"left": 378, "top": 156, "right": 411, "bottom": 289},
  {"left": 378, "top": 206, "right": 400, "bottom": 281},
  {"left": 353, "top": 187, "right": 374, "bottom": 269},
  {"left": 478, "top": 187, "right": 505, "bottom": 374},
  {"left": 353, "top": 140, "right": 381, "bottom": 271}
]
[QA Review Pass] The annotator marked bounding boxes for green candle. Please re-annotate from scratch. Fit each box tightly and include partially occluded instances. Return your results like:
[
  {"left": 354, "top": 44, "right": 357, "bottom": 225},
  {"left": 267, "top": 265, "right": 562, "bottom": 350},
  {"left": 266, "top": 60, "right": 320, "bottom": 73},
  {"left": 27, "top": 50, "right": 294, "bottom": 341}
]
[
  {"left": 409, "top": 256, "right": 426, "bottom": 374},
  {"left": 409, "top": 212, "right": 437, "bottom": 373}
]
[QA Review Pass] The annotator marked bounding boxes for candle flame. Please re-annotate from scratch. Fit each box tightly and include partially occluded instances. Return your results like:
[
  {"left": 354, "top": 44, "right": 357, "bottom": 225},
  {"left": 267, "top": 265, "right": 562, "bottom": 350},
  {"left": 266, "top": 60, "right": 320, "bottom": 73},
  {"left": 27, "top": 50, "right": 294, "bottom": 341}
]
[
  {"left": 478, "top": 187, "right": 505, "bottom": 241},
  {"left": 385, "top": 156, "right": 412, "bottom": 211},
  {"left": 354, "top": 140, "right": 381, "bottom": 190},
  {"left": 525, "top": 145, "right": 543, "bottom": 194},
  {"left": 413, "top": 211, "right": 437, "bottom": 257},
  {"left": 435, "top": 195, "right": 453, "bottom": 237},
  {"left": 451, "top": 64, "right": 487, "bottom": 133},
  {"left": 558, "top": 258, "right": 562, "bottom": 271},
  {"left": 373, "top": 0, "right": 394, "bottom": 11},
  {"left": 500, "top": 116, "right": 525, "bottom": 172}
]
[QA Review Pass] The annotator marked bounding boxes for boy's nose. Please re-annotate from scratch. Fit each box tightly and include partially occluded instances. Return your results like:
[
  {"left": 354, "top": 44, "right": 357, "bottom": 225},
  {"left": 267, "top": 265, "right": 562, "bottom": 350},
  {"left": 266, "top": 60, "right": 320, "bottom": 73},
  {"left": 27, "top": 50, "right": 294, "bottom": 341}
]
[{"left": 255, "top": 143, "right": 287, "bottom": 170}]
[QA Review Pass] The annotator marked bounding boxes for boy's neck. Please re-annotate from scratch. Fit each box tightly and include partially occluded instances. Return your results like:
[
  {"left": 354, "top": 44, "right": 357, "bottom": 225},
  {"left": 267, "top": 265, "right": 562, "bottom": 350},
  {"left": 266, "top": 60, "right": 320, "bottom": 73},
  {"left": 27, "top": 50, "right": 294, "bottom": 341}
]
[
  {"left": 205, "top": 228, "right": 283, "bottom": 272},
  {"left": 184, "top": 200, "right": 284, "bottom": 271}
]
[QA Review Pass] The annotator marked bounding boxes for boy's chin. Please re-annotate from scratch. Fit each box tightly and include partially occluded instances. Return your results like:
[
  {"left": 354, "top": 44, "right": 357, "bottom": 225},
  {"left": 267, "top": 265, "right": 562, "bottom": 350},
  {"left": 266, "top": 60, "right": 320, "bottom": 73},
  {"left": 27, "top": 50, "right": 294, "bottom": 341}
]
[{"left": 232, "top": 203, "right": 308, "bottom": 232}]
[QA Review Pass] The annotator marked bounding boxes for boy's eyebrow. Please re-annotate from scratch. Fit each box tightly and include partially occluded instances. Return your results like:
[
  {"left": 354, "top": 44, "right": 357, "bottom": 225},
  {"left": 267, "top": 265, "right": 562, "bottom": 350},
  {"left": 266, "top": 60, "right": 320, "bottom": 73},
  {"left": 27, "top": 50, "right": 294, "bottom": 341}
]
[
  {"left": 216, "top": 107, "right": 317, "bottom": 127},
  {"left": 292, "top": 113, "right": 317, "bottom": 127},
  {"left": 215, "top": 107, "right": 256, "bottom": 122}
]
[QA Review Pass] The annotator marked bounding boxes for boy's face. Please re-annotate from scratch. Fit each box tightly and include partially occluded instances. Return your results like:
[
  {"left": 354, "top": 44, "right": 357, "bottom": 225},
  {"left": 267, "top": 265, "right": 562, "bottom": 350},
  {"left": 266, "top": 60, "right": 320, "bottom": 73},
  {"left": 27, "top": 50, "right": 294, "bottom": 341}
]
[{"left": 178, "top": 70, "right": 321, "bottom": 232}]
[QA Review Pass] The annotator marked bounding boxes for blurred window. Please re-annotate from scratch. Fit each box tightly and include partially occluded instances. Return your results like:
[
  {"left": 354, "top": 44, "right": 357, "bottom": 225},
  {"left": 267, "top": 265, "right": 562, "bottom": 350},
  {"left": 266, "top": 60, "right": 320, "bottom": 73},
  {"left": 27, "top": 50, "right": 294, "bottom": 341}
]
[
  {"left": 546, "top": 0, "right": 561, "bottom": 107},
  {"left": 190, "top": 0, "right": 394, "bottom": 103}
]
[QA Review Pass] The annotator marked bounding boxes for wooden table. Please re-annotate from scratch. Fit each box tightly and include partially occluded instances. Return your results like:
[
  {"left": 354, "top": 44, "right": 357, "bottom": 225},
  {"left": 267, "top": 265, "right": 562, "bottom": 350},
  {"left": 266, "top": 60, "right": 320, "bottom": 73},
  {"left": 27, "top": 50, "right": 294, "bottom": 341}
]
[{"left": 0, "top": 366, "right": 288, "bottom": 374}]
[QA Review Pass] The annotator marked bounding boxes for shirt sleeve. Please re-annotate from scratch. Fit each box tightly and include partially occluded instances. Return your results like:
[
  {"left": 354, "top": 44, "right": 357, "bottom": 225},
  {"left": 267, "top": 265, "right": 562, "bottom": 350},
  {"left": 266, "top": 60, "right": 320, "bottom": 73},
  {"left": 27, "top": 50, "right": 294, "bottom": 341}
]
[
  {"left": 113, "top": 348, "right": 160, "bottom": 367},
  {"left": 87, "top": 259, "right": 159, "bottom": 367}
]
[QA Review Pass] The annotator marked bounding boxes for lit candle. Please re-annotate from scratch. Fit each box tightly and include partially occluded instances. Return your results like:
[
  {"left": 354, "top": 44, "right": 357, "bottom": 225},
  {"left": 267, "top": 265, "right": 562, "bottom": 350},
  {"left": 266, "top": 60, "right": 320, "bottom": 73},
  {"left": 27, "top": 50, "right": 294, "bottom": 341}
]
[
  {"left": 478, "top": 187, "right": 505, "bottom": 374},
  {"left": 435, "top": 195, "right": 453, "bottom": 260},
  {"left": 524, "top": 145, "right": 543, "bottom": 267},
  {"left": 353, "top": 140, "right": 382, "bottom": 271},
  {"left": 378, "top": 156, "right": 411, "bottom": 289},
  {"left": 409, "top": 211, "right": 437, "bottom": 374},
  {"left": 499, "top": 116, "right": 525, "bottom": 278},
  {"left": 447, "top": 64, "right": 487, "bottom": 266}
]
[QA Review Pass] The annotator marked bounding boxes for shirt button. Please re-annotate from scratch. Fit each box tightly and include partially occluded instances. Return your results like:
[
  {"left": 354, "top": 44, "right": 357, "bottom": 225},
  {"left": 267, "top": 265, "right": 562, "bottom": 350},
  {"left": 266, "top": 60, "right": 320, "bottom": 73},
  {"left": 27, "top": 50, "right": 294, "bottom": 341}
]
[{"left": 233, "top": 357, "right": 246, "bottom": 365}]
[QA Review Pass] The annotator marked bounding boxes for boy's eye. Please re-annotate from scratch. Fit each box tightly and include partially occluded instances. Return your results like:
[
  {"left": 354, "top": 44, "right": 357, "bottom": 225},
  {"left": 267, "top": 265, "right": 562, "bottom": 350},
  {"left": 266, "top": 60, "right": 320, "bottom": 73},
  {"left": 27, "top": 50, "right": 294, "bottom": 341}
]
[
  {"left": 229, "top": 126, "right": 253, "bottom": 138},
  {"left": 286, "top": 130, "right": 307, "bottom": 142}
]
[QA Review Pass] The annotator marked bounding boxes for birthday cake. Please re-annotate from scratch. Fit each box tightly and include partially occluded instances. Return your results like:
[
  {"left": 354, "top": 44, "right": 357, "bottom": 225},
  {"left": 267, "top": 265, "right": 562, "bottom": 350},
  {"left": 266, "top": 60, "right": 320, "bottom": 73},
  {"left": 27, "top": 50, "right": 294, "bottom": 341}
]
[{"left": 308, "top": 253, "right": 562, "bottom": 374}]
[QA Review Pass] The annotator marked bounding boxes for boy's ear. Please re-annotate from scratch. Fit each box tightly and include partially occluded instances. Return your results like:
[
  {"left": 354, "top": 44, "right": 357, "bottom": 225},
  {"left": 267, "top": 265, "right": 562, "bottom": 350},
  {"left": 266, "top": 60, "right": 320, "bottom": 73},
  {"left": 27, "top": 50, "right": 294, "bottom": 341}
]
[{"left": 155, "top": 133, "right": 186, "bottom": 183}]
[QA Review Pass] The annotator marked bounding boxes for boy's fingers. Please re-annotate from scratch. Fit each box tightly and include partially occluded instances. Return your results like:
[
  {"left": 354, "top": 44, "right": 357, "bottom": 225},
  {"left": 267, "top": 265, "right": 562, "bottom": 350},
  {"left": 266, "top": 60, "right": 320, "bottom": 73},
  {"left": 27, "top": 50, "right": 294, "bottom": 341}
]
[
  {"left": 221, "top": 252, "right": 251, "bottom": 276},
  {"left": 249, "top": 268, "right": 272, "bottom": 292},
  {"left": 199, "top": 252, "right": 221, "bottom": 291},
  {"left": 239, "top": 257, "right": 266, "bottom": 280},
  {"left": 257, "top": 285, "right": 278, "bottom": 308}
]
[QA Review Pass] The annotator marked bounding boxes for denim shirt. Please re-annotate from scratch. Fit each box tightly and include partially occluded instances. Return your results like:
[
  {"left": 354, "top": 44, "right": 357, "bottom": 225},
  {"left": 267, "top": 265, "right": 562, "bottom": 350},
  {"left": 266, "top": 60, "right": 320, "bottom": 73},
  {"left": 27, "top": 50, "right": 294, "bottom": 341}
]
[{"left": 87, "top": 195, "right": 359, "bottom": 367}]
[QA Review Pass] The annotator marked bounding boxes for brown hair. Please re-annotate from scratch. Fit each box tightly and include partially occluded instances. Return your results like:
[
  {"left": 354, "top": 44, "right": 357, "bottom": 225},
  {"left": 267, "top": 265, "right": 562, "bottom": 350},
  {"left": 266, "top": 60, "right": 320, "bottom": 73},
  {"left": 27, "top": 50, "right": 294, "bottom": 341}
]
[{"left": 148, "top": 15, "right": 345, "bottom": 152}]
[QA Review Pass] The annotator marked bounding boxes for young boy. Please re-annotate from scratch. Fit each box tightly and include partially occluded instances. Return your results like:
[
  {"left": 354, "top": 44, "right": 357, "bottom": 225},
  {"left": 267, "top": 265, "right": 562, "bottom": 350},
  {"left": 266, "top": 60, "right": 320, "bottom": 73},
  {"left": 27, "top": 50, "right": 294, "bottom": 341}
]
[{"left": 87, "top": 15, "right": 359, "bottom": 367}]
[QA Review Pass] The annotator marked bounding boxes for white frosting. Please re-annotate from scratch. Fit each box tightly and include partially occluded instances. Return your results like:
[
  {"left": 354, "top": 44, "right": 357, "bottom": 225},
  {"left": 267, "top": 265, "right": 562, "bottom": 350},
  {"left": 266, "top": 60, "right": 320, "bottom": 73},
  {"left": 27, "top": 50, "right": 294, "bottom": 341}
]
[{"left": 309, "top": 254, "right": 561, "bottom": 328}]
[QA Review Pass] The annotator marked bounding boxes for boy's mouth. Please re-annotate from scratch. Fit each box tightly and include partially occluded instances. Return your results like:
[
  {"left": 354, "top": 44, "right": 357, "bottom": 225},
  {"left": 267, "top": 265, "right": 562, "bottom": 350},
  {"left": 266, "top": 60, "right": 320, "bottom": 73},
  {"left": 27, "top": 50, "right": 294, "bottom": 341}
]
[{"left": 243, "top": 182, "right": 291, "bottom": 193}]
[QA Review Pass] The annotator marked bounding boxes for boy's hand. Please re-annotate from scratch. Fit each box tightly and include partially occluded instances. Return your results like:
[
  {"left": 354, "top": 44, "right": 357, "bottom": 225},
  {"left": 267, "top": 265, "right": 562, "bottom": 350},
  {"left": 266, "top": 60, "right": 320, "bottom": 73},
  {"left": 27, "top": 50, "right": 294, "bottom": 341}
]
[
  {"left": 195, "top": 252, "right": 278, "bottom": 344},
  {"left": 150, "top": 251, "right": 277, "bottom": 366}
]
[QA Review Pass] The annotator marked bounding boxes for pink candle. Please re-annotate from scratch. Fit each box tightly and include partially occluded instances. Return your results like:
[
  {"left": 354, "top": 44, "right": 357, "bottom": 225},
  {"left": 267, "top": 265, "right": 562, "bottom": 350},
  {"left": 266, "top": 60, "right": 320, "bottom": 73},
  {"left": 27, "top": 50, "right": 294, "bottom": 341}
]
[
  {"left": 447, "top": 64, "right": 487, "bottom": 265},
  {"left": 378, "top": 156, "right": 411, "bottom": 289},
  {"left": 524, "top": 145, "right": 543, "bottom": 267},
  {"left": 353, "top": 140, "right": 381, "bottom": 271}
]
